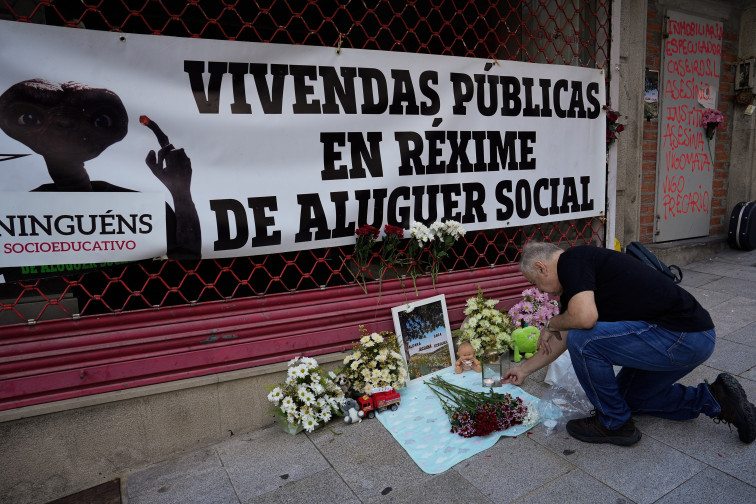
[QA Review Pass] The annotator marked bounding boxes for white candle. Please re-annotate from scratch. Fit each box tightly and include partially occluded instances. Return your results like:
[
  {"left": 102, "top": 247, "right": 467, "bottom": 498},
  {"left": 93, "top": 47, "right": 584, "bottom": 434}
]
[{"left": 483, "top": 378, "right": 494, "bottom": 387}]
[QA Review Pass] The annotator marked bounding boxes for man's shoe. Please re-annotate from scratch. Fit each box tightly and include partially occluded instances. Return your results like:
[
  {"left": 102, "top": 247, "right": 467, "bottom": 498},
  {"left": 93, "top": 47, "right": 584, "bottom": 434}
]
[
  {"left": 707, "top": 373, "right": 756, "bottom": 443},
  {"left": 566, "top": 412, "right": 641, "bottom": 446}
]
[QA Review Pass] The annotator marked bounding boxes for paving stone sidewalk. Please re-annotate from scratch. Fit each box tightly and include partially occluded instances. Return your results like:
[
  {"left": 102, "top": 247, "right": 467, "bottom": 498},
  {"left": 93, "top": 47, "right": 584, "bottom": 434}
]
[{"left": 125, "top": 248, "right": 756, "bottom": 504}]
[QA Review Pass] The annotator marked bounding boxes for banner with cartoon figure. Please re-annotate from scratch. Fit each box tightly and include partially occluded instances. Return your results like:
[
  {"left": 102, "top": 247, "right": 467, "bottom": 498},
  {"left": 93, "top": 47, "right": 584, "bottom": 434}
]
[{"left": 0, "top": 21, "right": 606, "bottom": 275}]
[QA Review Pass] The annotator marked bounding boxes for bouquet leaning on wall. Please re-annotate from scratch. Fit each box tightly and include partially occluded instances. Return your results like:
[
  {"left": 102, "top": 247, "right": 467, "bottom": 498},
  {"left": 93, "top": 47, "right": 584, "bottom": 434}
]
[{"left": 267, "top": 356, "right": 345, "bottom": 432}]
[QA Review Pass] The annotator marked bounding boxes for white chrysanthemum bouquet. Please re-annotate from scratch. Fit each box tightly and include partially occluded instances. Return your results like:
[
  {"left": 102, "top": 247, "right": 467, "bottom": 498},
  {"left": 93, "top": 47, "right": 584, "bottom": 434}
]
[
  {"left": 267, "top": 356, "right": 345, "bottom": 432},
  {"left": 459, "top": 287, "right": 512, "bottom": 355},
  {"left": 342, "top": 326, "right": 408, "bottom": 394}
]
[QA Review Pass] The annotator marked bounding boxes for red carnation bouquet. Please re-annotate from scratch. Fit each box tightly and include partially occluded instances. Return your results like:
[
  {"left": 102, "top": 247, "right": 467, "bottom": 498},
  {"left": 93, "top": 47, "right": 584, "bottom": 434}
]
[
  {"left": 351, "top": 224, "right": 380, "bottom": 293},
  {"left": 425, "top": 376, "right": 529, "bottom": 438},
  {"left": 380, "top": 224, "right": 404, "bottom": 275}
]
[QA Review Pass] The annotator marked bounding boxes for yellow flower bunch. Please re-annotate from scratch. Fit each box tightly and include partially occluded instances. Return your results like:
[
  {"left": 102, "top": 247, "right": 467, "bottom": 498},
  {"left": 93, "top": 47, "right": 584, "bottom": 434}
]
[
  {"left": 459, "top": 287, "right": 512, "bottom": 355},
  {"left": 342, "top": 326, "right": 408, "bottom": 394}
]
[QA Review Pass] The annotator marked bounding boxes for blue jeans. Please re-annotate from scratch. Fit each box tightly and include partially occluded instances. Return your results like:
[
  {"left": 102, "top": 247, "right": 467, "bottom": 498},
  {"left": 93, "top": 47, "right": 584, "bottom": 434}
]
[{"left": 566, "top": 321, "right": 720, "bottom": 429}]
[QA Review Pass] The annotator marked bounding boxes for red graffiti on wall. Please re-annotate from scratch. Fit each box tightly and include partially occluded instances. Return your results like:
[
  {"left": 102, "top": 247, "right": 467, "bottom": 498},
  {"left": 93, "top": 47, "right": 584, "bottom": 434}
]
[{"left": 660, "top": 17, "right": 720, "bottom": 220}]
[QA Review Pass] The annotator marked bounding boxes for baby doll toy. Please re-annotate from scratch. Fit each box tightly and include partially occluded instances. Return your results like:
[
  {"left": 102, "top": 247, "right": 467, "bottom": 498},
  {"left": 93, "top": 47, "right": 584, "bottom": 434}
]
[{"left": 455, "top": 341, "right": 482, "bottom": 373}]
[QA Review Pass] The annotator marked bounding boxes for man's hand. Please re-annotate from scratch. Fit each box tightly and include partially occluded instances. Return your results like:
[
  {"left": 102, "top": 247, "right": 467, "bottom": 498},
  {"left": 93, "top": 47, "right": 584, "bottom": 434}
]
[{"left": 502, "top": 366, "right": 530, "bottom": 386}]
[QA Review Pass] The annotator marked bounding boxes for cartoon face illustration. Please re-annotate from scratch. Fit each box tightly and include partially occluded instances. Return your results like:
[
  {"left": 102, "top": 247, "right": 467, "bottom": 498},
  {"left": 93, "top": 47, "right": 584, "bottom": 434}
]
[{"left": 0, "top": 78, "right": 128, "bottom": 164}]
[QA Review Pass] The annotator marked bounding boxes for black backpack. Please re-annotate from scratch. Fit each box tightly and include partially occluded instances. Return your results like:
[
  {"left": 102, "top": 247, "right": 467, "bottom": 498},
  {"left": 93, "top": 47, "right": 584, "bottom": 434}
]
[{"left": 625, "top": 241, "right": 683, "bottom": 284}]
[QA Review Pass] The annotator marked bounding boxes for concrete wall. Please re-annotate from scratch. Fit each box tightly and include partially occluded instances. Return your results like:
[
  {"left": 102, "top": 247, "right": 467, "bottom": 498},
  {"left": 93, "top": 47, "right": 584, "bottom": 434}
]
[
  {"left": 0, "top": 352, "right": 347, "bottom": 504},
  {"left": 615, "top": 0, "right": 648, "bottom": 246}
]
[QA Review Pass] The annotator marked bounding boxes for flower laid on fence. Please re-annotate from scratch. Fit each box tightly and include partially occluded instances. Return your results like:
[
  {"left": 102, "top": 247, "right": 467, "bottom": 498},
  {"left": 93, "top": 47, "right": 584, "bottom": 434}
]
[
  {"left": 379, "top": 224, "right": 404, "bottom": 276},
  {"left": 267, "top": 356, "right": 345, "bottom": 432},
  {"left": 605, "top": 105, "right": 625, "bottom": 150},
  {"left": 342, "top": 326, "right": 408, "bottom": 394},
  {"left": 405, "top": 221, "right": 433, "bottom": 293},
  {"left": 350, "top": 224, "right": 380, "bottom": 293},
  {"left": 428, "top": 220, "right": 466, "bottom": 286},
  {"left": 405, "top": 220, "right": 466, "bottom": 290},
  {"left": 459, "top": 286, "right": 512, "bottom": 355},
  {"left": 702, "top": 108, "right": 724, "bottom": 140},
  {"left": 425, "top": 375, "right": 532, "bottom": 438},
  {"left": 508, "top": 287, "right": 559, "bottom": 330}
]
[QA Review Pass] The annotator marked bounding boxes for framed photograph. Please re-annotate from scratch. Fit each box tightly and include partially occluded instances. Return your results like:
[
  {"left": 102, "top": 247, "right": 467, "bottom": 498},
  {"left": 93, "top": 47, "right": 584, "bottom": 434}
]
[
  {"left": 391, "top": 294, "right": 455, "bottom": 383},
  {"left": 735, "top": 59, "right": 754, "bottom": 90}
]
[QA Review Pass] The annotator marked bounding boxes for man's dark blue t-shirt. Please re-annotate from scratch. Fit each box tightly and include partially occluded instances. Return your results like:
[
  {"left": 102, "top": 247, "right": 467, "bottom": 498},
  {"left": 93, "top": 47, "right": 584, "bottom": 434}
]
[{"left": 557, "top": 246, "right": 713, "bottom": 332}]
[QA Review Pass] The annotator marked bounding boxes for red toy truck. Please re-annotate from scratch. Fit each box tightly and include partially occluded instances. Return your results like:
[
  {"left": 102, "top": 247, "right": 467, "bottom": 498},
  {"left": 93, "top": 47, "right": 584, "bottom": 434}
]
[{"left": 357, "top": 386, "right": 401, "bottom": 418}]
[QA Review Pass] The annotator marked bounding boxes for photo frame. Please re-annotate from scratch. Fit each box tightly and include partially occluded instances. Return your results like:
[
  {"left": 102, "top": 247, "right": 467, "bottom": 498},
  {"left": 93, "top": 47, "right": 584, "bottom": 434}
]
[
  {"left": 391, "top": 294, "right": 455, "bottom": 383},
  {"left": 735, "top": 59, "right": 755, "bottom": 90}
]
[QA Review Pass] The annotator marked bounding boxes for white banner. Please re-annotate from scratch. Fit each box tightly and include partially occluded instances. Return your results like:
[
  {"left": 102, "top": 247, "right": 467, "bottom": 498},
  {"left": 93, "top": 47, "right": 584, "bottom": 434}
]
[
  {"left": 0, "top": 192, "right": 167, "bottom": 267},
  {"left": 0, "top": 21, "right": 606, "bottom": 267}
]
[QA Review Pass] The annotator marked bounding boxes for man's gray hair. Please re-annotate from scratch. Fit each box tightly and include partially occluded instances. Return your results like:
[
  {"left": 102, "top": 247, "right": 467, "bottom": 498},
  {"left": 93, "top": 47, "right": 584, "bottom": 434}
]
[{"left": 520, "top": 241, "right": 562, "bottom": 277}]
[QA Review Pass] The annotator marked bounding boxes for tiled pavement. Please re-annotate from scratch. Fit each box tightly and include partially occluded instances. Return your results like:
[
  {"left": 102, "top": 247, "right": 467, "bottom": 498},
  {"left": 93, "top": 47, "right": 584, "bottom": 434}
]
[{"left": 124, "top": 248, "right": 756, "bottom": 504}]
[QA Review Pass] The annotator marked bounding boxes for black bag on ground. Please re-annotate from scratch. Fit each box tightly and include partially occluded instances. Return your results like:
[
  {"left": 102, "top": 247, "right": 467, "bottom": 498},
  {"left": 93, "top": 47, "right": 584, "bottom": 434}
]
[
  {"left": 727, "top": 201, "right": 756, "bottom": 251},
  {"left": 625, "top": 241, "right": 683, "bottom": 283}
]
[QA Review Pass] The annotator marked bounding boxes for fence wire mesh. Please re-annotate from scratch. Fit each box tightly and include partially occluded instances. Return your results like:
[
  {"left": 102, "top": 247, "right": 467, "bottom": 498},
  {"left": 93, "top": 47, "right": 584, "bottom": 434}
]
[{"left": 0, "top": 0, "right": 609, "bottom": 324}]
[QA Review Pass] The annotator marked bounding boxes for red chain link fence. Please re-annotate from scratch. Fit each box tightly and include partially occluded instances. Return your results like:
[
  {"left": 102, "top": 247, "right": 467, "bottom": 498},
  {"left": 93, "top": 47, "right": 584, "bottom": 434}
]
[{"left": 0, "top": 0, "right": 610, "bottom": 326}]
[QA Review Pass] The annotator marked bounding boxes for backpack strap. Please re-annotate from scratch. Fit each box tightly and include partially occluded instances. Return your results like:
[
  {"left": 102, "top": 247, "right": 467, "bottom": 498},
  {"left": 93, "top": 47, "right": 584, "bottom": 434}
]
[{"left": 626, "top": 242, "right": 683, "bottom": 283}]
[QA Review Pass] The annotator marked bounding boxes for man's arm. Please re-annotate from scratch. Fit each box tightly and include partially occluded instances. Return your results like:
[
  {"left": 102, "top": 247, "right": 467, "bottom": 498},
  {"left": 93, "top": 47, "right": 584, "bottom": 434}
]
[
  {"left": 538, "top": 290, "right": 598, "bottom": 355},
  {"left": 547, "top": 290, "right": 598, "bottom": 332},
  {"left": 502, "top": 334, "right": 567, "bottom": 385},
  {"left": 503, "top": 290, "right": 598, "bottom": 385}
]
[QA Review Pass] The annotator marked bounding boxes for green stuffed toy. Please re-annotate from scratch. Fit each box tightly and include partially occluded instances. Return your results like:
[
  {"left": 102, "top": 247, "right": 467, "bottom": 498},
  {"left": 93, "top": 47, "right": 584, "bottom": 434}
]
[{"left": 511, "top": 326, "right": 540, "bottom": 362}]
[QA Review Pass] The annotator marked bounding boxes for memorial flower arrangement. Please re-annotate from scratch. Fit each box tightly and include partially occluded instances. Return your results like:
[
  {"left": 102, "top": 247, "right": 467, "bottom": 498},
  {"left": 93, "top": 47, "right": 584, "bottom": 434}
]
[
  {"left": 605, "top": 105, "right": 625, "bottom": 150},
  {"left": 379, "top": 224, "right": 404, "bottom": 276},
  {"left": 425, "top": 375, "right": 533, "bottom": 438},
  {"left": 458, "top": 287, "right": 512, "bottom": 355},
  {"left": 702, "top": 108, "right": 724, "bottom": 140},
  {"left": 428, "top": 220, "right": 466, "bottom": 286},
  {"left": 508, "top": 287, "right": 559, "bottom": 330},
  {"left": 266, "top": 356, "right": 345, "bottom": 432},
  {"left": 342, "top": 326, "right": 408, "bottom": 394},
  {"left": 351, "top": 224, "right": 380, "bottom": 293},
  {"left": 406, "top": 220, "right": 432, "bottom": 281},
  {"left": 406, "top": 220, "right": 466, "bottom": 291}
]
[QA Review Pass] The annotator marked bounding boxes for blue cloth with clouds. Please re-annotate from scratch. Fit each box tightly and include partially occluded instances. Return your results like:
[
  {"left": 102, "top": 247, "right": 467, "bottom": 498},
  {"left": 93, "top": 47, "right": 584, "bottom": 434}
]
[{"left": 376, "top": 367, "right": 557, "bottom": 474}]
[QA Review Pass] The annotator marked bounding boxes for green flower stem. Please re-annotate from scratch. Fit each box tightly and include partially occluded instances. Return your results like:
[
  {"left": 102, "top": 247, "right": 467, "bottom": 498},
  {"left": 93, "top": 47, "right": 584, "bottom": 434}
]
[
  {"left": 425, "top": 376, "right": 511, "bottom": 410},
  {"left": 705, "top": 133, "right": 715, "bottom": 166}
]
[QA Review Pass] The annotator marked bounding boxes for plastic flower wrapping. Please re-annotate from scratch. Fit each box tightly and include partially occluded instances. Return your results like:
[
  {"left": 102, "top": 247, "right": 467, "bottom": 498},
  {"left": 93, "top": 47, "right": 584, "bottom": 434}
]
[
  {"left": 266, "top": 356, "right": 345, "bottom": 432},
  {"left": 507, "top": 287, "right": 560, "bottom": 330},
  {"left": 458, "top": 287, "right": 512, "bottom": 355},
  {"left": 425, "top": 376, "right": 536, "bottom": 438},
  {"left": 342, "top": 326, "right": 408, "bottom": 394}
]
